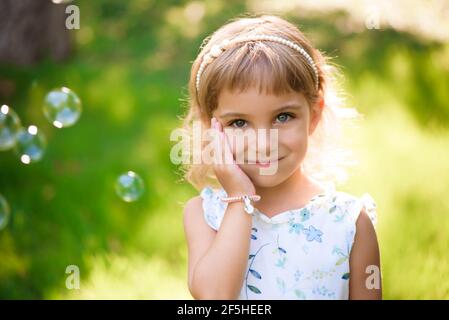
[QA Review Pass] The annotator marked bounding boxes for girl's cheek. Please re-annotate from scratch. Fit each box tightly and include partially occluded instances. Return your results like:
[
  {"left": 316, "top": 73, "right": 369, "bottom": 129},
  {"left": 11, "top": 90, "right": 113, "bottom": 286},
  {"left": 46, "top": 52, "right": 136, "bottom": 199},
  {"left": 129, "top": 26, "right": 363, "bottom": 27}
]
[
  {"left": 224, "top": 130, "right": 238, "bottom": 157},
  {"left": 225, "top": 130, "right": 250, "bottom": 161},
  {"left": 236, "top": 141, "right": 248, "bottom": 162},
  {"left": 285, "top": 124, "right": 309, "bottom": 151},
  {"left": 287, "top": 119, "right": 308, "bottom": 136}
]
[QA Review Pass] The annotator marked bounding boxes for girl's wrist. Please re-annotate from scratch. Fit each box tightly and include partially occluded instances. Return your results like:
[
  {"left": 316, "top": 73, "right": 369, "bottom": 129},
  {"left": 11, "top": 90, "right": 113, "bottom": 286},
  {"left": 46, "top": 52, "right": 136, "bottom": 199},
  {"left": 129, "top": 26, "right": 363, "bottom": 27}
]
[
  {"left": 221, "top": 194, "right": 261, "bottom": 203},
  {"left": 226, "top": 200, "right": 255, "bottom": 216},
  {"left": 220, "top": 193, "right": 261, "bottom": 215},
  {"left": 224, "top": 188, "right": 257, "bottom": 198}
]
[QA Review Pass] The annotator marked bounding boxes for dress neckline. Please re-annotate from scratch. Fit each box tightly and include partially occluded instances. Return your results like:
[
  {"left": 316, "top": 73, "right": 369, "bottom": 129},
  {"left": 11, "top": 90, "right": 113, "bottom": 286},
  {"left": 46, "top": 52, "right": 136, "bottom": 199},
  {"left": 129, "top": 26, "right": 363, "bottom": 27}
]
[
  {"left": 255, "top": 182, "right": 336, "bottom": 224},
  {"left": 216, "top": 181, "right": 336, "bottom": 224}
]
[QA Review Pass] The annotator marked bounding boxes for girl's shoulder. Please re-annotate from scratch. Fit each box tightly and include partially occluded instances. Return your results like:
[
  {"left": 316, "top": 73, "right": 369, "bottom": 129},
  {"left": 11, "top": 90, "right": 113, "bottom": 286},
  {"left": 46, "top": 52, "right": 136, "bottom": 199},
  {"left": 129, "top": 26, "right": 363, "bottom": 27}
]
[
  {"left": 183, "top": 187, "right": 227, "bottom": 231},
  {"left": 306, "top": 180, "right": 377, "bottom": 226},
  {"left": 199, "top": 186, "right": 228, "bottom": 231},
  {"left": 329, "top": 189, "right": 378, "bottom": 228}
]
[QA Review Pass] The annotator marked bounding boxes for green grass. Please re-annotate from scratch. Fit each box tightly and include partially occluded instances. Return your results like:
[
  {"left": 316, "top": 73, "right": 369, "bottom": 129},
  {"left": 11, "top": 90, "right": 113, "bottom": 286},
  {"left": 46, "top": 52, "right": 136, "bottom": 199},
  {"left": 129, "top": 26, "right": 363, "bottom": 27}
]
[{"left": 0, "top": 1, "right": 448, "bottom": 299}]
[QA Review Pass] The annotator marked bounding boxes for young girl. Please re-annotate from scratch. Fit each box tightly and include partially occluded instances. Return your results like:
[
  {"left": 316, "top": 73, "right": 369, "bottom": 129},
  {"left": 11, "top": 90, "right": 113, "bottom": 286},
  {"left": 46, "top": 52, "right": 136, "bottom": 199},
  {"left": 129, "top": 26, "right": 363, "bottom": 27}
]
[{"left": 181, "top": 14, "right": 381, "bottom": 300}]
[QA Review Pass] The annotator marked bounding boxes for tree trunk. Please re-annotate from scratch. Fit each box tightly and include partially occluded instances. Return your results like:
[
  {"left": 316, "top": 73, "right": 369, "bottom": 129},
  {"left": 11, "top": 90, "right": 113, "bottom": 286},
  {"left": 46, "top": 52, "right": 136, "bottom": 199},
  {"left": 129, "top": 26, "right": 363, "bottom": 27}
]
[{"left": 0, "top": 0, "right": 73, "bottom": 66}]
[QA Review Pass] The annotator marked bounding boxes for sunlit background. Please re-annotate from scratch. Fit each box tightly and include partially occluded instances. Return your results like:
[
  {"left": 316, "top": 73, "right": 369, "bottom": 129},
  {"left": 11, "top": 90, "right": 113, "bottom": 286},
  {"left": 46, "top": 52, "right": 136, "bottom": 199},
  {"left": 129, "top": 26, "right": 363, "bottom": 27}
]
[{"left": 0, "top": 0, "right": 448, "bottom": 299}]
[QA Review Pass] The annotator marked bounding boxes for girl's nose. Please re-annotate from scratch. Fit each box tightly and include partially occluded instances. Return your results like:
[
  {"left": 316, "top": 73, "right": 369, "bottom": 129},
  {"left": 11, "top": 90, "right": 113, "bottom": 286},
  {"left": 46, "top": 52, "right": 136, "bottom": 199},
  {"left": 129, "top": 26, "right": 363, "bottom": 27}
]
[
  {"left": 246, "top": 128, "right": 279, "bottom": 162},
  {"left": 228, "top": 127, "right": 280, "bottom": 163}
]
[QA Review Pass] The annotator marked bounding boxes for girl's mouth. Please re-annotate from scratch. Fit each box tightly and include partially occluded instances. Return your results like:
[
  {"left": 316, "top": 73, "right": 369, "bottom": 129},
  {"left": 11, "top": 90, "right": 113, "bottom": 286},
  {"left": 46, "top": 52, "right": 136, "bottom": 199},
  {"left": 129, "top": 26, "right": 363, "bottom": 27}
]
[{"left": 255, "top": 156, "right": 285, "bottom": 168}]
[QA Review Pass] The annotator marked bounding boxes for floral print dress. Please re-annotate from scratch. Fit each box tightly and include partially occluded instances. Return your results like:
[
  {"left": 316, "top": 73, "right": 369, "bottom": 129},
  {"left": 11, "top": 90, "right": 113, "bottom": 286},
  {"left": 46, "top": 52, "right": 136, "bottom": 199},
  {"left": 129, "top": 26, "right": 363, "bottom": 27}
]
[{"left": 199, "top": 182, "right": 377, "bottom": 300}]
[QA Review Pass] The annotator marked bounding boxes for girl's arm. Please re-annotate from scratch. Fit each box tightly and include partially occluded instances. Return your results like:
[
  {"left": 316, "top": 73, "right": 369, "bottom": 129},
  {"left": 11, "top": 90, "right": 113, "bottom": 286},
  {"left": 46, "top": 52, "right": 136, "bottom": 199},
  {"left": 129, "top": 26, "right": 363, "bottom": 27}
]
[
  {"left": 183, "top": 195, "right": 252, "bottom": 300},
  {"left": 183, "top": 117, "right": 256, "bottom": 299},
  {"left": 348, "top": 208, "right": 382, "bottom": 299}
]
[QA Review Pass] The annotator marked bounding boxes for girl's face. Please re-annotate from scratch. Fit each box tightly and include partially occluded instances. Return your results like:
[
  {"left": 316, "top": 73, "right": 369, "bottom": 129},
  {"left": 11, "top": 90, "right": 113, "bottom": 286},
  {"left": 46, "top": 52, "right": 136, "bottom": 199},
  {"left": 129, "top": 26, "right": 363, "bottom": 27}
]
[{"left": 213, "top": 87, "right": 322, "bottom": 188}]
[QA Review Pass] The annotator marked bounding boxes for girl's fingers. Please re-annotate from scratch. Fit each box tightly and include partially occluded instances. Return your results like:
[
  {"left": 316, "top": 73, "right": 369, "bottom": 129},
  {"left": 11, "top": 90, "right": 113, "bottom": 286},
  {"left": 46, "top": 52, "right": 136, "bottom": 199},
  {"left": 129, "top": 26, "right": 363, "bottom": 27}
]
[
  {"left": 211, "top": 117, "right": 223, "bottom": 165},
  {"left": 215, "top": 118, "right": 235, "bottom": 165},
  {"left": 222, "top": 131, "right": 235, "bottom": 164},
  {"left": 211, "top": 117, "right": 231, "bottom": 165},
  {"left": 216, "top": 118, "right": 222, "bottom": 131},
  {"left": 217, "top": 120, "right": 236, "bottom": 165}
]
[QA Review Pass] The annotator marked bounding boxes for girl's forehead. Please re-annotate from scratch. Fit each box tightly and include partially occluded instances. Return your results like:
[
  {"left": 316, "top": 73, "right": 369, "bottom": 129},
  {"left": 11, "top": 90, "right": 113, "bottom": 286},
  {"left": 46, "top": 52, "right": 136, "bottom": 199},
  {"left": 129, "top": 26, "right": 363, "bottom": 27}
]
[{"left": 215, "top": 87, "right": 309, "bottom": 116}]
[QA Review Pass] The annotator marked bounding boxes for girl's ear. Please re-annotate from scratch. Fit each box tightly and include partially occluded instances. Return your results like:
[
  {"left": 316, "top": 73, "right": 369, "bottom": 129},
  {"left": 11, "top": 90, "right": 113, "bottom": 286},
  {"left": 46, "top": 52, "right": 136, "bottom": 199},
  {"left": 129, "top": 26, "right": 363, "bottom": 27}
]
[{"left": 308, "top": 97, "right": 324, "bottom": 135}]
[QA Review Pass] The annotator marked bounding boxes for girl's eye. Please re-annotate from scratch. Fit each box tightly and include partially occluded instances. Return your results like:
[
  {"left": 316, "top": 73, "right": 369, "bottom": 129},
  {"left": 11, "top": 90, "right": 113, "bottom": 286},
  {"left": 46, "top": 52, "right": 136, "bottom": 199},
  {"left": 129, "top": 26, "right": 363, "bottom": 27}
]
[
  {"left": 275, "top": 113, "right": 294, "bottom": 123},
  {"left": 229, "top": 119, "right": 247, "bottom": 128}
]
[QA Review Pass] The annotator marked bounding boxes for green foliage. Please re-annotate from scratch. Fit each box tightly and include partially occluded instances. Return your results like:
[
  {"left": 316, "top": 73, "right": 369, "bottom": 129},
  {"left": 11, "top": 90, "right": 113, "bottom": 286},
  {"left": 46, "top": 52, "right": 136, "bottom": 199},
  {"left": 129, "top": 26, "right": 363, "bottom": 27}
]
[{"left": 0, "top": 1, "right": 448, "bottom": 299}]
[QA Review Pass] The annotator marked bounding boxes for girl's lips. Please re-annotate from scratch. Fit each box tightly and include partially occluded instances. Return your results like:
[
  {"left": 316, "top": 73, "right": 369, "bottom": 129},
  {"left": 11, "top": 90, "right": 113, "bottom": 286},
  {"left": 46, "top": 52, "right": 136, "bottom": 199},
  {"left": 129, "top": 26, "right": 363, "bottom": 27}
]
[
  {"left": 255, "top": 156, "right": 284, "bottom": 168},
  {"left": 256, "top": 162, "right": 273, "bottom": 168}
]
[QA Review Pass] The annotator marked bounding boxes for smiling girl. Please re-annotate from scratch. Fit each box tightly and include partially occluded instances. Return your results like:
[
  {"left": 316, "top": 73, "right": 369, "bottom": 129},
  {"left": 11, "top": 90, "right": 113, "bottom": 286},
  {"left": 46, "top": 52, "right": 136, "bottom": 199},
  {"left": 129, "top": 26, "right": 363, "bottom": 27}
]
[{"left": 181, "top": 14, "right": 381, "bottom": 300}]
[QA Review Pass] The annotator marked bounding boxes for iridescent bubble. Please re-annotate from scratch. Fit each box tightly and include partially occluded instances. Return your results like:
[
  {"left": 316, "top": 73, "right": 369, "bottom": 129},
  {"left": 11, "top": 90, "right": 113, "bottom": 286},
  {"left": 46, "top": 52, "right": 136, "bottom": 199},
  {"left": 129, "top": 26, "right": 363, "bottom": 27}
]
[
  {"left": 14, "top": 125, "right": 47, "bottom": 164},
  {"left": 43, "top": 87, "right": 82, "bottom": 128},
  {"left": 115, "top": 171, "right": 145, "bottom": 202},
  {"left": 0, "top": 194, "right": 10, "bottom": 230},
  {"left": 0, "top": 104, "right": 21, "bottom": 151}
]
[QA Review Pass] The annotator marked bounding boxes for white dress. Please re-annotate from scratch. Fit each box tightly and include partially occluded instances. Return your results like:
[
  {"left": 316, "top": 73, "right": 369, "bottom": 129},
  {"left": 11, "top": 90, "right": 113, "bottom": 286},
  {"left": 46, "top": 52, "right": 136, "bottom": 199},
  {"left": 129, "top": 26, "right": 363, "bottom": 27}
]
[{"left": 200, "top": 182, "right": 377, "bottom": 300}]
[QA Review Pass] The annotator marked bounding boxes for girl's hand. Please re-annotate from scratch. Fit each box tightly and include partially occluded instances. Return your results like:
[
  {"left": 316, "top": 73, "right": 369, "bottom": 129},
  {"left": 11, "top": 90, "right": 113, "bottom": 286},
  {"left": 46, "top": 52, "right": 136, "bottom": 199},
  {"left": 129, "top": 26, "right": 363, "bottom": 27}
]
[{"left": 209, "top": 117, "right": 256, "bottom": 197}]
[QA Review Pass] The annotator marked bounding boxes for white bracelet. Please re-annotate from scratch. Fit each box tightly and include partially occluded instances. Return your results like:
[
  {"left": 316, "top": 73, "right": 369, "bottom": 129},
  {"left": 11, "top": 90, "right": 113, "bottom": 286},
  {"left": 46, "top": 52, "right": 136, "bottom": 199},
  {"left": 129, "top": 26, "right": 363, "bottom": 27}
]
[{"left": 220, "top": 194, "right": 261, "bottom": 215}]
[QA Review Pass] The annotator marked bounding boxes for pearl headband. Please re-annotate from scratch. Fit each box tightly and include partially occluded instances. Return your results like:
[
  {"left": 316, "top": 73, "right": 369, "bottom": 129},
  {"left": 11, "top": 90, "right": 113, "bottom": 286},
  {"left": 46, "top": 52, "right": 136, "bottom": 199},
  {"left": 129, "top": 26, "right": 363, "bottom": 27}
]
[{"left": 195, "top": 34, "right": 320, "bottom": 94}]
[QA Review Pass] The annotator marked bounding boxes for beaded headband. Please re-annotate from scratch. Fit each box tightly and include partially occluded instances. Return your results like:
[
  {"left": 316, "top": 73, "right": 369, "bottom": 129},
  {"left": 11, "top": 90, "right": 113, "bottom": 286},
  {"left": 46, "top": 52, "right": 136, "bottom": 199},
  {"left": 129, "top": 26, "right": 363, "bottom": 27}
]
[{"left": 195, "top": 34, "right": 320, "bottom": 94}]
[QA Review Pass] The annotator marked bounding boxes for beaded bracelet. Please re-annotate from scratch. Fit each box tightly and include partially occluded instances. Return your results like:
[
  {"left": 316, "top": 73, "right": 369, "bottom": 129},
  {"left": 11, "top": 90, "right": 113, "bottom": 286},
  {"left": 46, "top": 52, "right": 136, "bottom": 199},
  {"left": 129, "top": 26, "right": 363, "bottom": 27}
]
[{"left": 220, "top": 194, "right": 261, "bottom": 214}]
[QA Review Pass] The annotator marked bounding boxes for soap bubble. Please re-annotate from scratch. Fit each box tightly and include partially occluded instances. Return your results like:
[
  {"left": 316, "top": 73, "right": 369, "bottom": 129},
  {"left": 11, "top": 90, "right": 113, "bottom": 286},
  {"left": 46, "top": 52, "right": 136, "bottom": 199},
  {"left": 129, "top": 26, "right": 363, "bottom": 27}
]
[
  {"left": 115, "top": 171, "right": 145, "bottom": 202},
  {"left": 0, "top": 104, "right": 21, "bottom": 151},
  {"left": 14, "top": 125, "right": 47, "bottom": 164},
  {"left": 0, "top": 194, "right": 10, "bottom": 230},
  {"left": 43, "top": 87, "right": 82, "bottom": 128}
]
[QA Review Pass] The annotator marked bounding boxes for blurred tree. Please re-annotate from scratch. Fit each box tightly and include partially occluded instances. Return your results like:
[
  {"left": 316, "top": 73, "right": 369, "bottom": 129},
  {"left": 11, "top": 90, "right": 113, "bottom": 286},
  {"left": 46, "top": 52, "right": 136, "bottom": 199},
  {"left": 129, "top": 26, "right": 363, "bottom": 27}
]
[{"left": 0, "top": 0, "right": 72, "bottom": 66}]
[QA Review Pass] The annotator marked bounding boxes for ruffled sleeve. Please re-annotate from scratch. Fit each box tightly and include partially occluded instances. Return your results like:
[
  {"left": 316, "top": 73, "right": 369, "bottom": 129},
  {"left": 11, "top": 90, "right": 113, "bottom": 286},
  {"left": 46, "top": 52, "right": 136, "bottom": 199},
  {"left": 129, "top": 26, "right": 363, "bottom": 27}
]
[
  {"left": 346, "top": 193, "right": 378, "bottom": 254},
  {"left": 200, "top": 186, "right": 228, "bottom": 231}
]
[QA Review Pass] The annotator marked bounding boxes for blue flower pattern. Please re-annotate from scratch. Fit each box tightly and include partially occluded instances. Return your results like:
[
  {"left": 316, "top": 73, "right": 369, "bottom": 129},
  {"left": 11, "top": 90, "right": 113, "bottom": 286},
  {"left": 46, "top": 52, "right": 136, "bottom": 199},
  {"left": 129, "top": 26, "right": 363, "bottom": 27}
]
[{"left": 303, "top": 225, "right": 323, "bottom": 242}]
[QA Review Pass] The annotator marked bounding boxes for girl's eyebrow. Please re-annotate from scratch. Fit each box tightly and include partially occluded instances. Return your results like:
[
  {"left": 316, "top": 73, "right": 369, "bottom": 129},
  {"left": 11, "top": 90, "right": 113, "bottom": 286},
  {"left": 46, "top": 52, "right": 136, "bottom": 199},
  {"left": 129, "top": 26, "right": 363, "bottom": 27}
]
[
  {"left": 218, "top": 103, "right": 303, "bottom": 119},
  {"left": 274, "top": 104, "right": 303, "bottom": 113}
]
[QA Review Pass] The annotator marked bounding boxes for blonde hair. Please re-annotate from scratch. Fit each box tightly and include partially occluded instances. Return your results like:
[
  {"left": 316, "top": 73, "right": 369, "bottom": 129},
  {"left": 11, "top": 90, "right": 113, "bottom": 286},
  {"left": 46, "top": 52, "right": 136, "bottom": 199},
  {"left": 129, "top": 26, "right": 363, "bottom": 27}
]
[{"left": 178, "top": 14, "right": 360, "bottom": 191}]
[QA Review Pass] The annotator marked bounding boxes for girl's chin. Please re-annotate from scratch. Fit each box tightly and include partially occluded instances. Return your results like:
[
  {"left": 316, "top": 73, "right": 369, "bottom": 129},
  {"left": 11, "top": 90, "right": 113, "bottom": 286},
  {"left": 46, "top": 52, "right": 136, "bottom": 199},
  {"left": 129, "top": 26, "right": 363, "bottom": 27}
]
[
  {"left": 252, "top": 175, "right": 285, "bottom": 188},
  {"left": 243, "top": 168, "right": 285, "bottom": 187}
]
